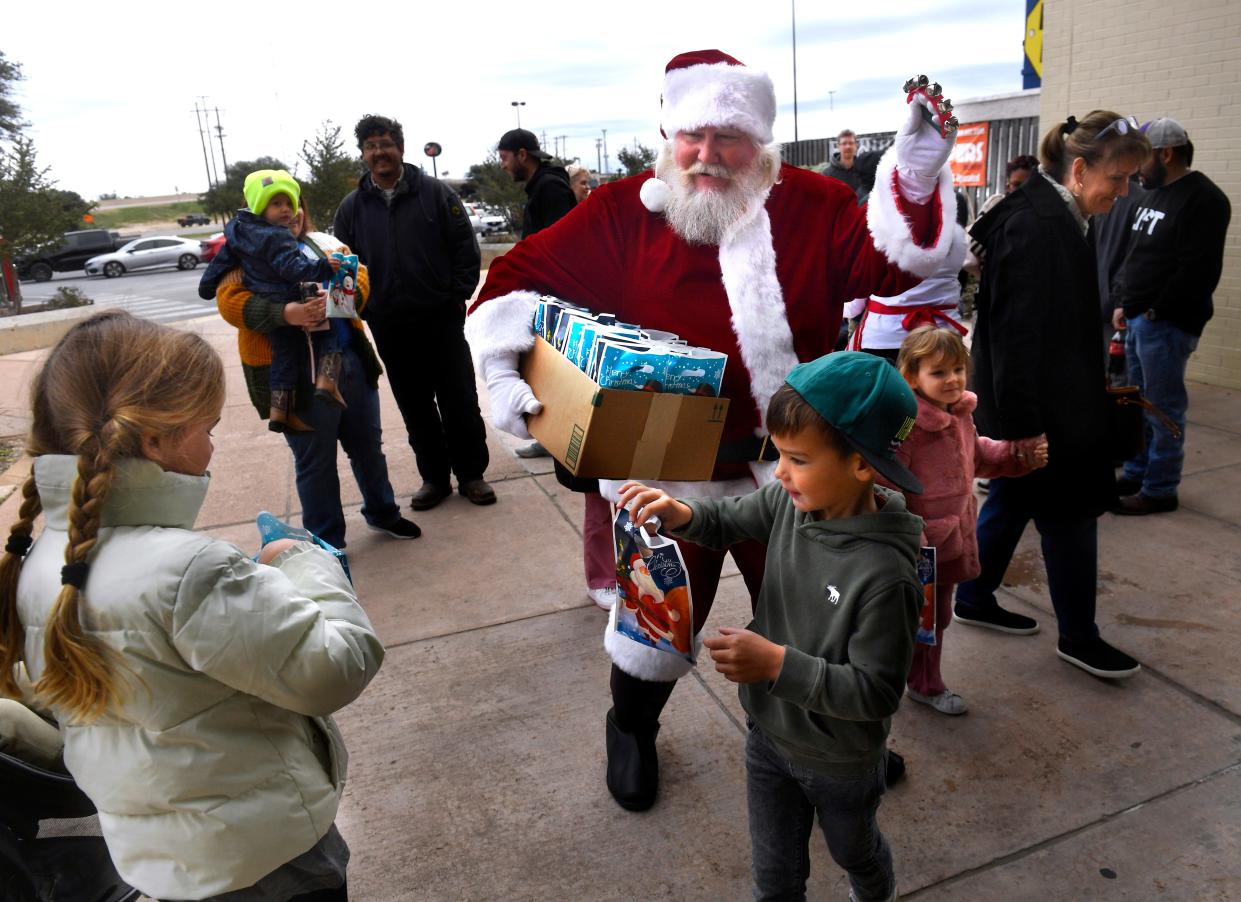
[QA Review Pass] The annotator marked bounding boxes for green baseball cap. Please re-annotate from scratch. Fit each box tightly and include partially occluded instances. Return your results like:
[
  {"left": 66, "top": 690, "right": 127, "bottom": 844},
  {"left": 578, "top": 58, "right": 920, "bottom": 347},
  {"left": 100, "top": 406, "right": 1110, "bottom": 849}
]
[{"left": 785, "top": 351, "right": 923, "bottom": 494}]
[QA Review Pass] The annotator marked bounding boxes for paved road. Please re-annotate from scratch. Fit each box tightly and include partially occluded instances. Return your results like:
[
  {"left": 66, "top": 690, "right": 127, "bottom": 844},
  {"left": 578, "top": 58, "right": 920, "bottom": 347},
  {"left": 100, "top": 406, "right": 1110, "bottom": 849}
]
[{"left": 17, "top": 267, "right": 218, "bottom": 325}]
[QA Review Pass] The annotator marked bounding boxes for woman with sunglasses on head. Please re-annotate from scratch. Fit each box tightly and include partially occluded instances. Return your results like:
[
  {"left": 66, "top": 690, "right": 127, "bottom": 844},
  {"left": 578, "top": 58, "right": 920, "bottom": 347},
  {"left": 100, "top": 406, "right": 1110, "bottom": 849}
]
[{"left": 953, "top": 111, "right": 1150, "bottom": 679}]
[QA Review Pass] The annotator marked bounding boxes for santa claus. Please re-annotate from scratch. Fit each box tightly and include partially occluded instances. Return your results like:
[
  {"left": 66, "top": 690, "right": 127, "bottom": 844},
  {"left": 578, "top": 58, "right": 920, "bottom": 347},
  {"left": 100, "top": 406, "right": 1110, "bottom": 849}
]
[{"left": 466, "top": 49, "right": 959, "bottom": 812}]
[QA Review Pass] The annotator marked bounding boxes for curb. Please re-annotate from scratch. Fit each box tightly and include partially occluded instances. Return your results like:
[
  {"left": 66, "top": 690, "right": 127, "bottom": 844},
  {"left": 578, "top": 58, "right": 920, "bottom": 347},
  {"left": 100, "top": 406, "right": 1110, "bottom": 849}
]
[{"left": 0, "top": 306, "right": 99, "bottom": 356}]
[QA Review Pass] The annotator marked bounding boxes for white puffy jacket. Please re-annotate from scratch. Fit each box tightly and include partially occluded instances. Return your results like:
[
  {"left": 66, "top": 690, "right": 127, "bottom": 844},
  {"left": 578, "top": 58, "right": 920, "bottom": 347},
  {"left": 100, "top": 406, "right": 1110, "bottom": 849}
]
[{"left": 17, "top": 455, "right": 384, "bottom": 899}]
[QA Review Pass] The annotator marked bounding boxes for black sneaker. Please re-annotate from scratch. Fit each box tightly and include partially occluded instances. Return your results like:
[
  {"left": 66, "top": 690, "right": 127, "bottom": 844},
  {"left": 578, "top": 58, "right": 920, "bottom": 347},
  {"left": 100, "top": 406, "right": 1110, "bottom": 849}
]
[
  {"left": 952, "top": 602, "right": 1040, "bottom": 635},
  {"left": 884, "top": 750, "right": 906, "bottom": 787},
  {"left": 1056, "top": 637, "right": 1140, "bottom": 679},
  {"left": 367, "top": 517, "right": 422, "bottom": 540}
]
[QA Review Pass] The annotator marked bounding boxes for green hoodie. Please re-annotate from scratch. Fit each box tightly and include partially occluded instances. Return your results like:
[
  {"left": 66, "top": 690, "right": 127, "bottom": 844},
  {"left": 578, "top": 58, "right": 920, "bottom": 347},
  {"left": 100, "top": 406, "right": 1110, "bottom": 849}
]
[{"left": 675, "top": 481, "right": 923, "bottom": 776}]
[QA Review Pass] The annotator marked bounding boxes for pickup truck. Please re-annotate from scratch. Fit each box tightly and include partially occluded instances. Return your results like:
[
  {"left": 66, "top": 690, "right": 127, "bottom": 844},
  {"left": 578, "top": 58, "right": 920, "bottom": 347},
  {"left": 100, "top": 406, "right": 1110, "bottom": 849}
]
[
  {"left": 16, "top": 229, "right": 140, "bottom": 282},
  {"left": 177, "top": 213, "right": 211, "bottom": 227}
]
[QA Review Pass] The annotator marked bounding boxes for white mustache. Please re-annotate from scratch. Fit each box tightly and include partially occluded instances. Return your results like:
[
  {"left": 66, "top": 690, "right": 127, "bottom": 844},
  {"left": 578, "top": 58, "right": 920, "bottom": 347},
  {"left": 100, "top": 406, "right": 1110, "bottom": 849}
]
[{"left": 684, "top": 162, "right": 734, "bottom": 180}]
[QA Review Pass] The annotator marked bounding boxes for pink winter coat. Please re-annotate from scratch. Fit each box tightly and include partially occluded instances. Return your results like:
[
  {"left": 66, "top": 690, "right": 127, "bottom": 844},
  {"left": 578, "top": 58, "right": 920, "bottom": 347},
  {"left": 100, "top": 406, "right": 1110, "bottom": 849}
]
[{"left": 892, "top": 391, "right": 1032, "bottom": 584}]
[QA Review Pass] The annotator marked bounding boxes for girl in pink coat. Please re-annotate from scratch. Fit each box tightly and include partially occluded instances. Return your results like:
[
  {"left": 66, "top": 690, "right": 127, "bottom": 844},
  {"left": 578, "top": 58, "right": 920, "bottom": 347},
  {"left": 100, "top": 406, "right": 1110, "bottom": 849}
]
[{"left": 894, "top": 327, "right": 1047, "bottom": 714}]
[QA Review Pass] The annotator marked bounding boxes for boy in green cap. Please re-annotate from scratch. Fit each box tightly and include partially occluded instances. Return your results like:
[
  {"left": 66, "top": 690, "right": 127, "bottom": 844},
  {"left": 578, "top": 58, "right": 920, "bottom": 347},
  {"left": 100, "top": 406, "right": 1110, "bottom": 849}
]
[
  {"left": 199, "top": 169, "right": 342, "bottom": 432},
  {"left": 617, "top": 351, "right": 924, "bottom": 902}
]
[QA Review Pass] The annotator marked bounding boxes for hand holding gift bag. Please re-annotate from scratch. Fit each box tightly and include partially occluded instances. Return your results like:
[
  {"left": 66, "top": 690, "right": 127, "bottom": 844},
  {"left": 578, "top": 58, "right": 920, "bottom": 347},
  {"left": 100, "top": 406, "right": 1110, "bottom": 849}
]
[{"left": 611, "top": 504, "right": 695, "bottom": 665}]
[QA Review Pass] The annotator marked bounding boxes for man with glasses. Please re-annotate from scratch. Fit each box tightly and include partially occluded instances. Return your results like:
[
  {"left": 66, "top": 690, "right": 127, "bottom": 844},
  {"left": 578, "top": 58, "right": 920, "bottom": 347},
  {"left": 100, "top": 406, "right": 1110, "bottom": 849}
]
[
  {"left": 1111, "top": 118, "right": 1231, "bottom": 515},
  {"left": 335, "top": 114, "right": 496, "bottom": 512}
]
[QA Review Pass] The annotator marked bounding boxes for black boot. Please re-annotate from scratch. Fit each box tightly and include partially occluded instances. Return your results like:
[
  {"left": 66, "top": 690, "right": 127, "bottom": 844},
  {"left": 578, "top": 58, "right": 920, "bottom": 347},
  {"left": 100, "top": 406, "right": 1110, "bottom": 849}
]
[{"left": 606, "top": 664, "right": 676, "bottom": 812}]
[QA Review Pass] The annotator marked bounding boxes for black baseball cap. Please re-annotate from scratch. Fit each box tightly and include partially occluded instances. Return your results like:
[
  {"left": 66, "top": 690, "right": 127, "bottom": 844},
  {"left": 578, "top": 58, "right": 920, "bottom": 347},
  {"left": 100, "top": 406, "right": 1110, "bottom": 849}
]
[{"left": 498, "top": 128, "right": 552, "bottom": 161}]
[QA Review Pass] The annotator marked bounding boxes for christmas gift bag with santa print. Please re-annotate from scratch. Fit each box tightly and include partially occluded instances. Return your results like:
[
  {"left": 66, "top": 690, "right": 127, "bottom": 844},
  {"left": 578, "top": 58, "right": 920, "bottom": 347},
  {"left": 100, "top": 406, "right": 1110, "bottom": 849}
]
[
  {"left": 612, "top": 507, "right": 695, "bottom": 664},
  {"left": 915, "top": 546, "right": 937, "bottom": 646}
]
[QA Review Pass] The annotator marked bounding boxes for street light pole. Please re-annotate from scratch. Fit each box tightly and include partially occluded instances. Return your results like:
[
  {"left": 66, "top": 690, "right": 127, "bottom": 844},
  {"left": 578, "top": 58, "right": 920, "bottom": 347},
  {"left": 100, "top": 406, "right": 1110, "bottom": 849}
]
[
  {"left": 791, "top": 0, "right": 799, "bottom": 144},
  {"left": 511, "top": 101, "right": 526, "bottom": 128}
]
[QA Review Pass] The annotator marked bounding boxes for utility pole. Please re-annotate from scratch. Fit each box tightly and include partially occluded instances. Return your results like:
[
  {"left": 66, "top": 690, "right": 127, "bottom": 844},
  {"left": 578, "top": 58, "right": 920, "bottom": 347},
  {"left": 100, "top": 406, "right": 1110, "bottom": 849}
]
[
  {"left": 828, "top": 90, "right": 835, "bottom": 112},
  {"left": 198, "top": 97, "right": 220, "bottom": 187},
  {"left": 595, "top": 138, "right": 603, "bottom": 175},
  {"left": 541, "top": 129, "right": 548, "bottom": 150},
  {"left": 602, "top": 128, "right": 609, "bottom": 175},
  {"left": 791, "top": 0, "right": 800, "bottom": 143},
  {"left": 213, "top": 106, "right": 229, "bottom": 174},
  {"left": 191, "top": 101, "right": 213, "bottom": 189},
  {"left": 557, "top": 135, "right": 568, "bottom": 161}
]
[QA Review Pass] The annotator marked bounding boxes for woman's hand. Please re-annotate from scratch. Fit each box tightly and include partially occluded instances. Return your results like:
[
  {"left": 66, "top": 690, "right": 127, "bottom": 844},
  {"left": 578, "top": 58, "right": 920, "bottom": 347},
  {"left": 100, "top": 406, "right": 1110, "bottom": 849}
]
[
  {"left": 616, "top": 482, "right": 693, "bottom": 533},
  {"left": 283, "top": 289, "right": 328, "bottom": 328},
  {"left": 258, "top": 538, "right": 299, "bottom": 564}
]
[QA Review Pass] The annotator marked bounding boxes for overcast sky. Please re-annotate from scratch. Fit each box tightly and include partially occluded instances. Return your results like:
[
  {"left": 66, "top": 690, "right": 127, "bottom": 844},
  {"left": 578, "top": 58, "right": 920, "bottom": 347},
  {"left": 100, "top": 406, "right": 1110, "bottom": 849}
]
[{"left": 5, "top": 0, "right": 1027, "bottom": 199}]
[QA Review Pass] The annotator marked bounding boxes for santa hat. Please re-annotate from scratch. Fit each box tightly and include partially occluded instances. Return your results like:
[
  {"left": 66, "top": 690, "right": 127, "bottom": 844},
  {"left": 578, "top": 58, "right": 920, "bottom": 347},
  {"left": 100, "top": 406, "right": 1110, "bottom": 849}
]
[{"left": 660, "top": 50, "right": 776, "bottom": 145}]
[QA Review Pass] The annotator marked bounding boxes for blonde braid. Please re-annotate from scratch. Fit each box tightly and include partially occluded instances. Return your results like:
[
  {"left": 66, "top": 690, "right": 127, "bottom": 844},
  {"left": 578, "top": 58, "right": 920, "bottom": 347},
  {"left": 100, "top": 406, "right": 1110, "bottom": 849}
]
[
  {"left": 0, "top": 473, "right": 42, "bottom": 699},
  {"left": 35, "top": 426, "right": 123, "bottom": 720}
]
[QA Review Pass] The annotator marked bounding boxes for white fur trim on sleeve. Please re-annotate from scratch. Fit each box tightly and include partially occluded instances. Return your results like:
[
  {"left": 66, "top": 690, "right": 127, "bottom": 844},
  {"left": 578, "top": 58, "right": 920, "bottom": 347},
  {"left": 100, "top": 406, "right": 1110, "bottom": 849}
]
[
  {"left": 866, "top": 147, "right": 955, "bottom": 279},
  {"left": 604, "top": 603, "right": 701, "bottom": 682},
  {"left": 464, "top": 290, "right": 541, "bottom": 369}
]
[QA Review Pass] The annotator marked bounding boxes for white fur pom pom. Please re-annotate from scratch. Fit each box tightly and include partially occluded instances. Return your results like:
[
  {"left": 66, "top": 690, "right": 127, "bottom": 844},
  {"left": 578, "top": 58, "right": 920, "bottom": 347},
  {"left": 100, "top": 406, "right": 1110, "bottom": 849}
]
[{"left": 639, "top": 177, "right": 671, "bottom": 213}]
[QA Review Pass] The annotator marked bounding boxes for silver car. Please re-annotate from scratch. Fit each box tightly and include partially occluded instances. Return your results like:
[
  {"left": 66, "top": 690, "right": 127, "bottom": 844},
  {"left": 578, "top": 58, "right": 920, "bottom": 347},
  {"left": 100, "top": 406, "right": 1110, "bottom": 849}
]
[{"left": 85, "top": 236, "right": 203, "bottom": 278}]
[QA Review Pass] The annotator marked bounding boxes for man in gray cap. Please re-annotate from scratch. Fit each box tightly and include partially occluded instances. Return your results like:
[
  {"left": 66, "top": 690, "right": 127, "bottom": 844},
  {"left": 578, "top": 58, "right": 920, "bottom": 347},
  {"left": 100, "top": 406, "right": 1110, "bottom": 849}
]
[
  {"left": 497, "top": 128, "right": 577, "bottom": 239},
  {"left": 1111, "top": 118, "right": 1232, "bottom": 514}
]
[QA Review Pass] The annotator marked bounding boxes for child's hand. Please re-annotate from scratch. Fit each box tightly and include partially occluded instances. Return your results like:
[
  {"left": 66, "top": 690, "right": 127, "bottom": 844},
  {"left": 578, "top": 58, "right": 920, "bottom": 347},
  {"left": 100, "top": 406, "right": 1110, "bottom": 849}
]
[
  {"left": 616, "top": 481, "right": 693, "bottom": 532},
  {"left": 703, "top": 627, "right": 785, "bottom": 684},
  {"left": 258, "top": 538, "right": 299, "bottom": 564},
  {"left": 1013, "top": 434, "right": 1046, "bottom": 470},
  {"left": 327, "top": 257, "right": 343, "bottom": 272},
  {"left": 1031, "top": 439, "right": 1049, "bottom": 468}
]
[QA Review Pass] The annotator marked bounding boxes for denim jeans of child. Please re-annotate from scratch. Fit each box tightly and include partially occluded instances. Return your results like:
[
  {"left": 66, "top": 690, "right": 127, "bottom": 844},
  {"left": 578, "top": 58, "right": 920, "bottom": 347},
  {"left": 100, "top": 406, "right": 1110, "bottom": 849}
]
[
  {"left": 1123, "top": 314, "right": 1198, "bottom": 498},
  {"left": 746, "top": 723, "right": 894, "bottom": 901}
]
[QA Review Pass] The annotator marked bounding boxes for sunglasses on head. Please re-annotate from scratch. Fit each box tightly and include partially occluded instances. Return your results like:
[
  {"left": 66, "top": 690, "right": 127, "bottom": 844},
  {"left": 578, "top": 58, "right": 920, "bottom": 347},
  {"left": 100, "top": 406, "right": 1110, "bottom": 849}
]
[{"left": 1094, "top": 115, "right": 1140, "bottom": 141}]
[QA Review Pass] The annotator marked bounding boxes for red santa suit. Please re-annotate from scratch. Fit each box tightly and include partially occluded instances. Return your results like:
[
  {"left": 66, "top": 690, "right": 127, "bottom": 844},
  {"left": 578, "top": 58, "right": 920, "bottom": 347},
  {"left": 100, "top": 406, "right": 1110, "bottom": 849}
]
[{"left": 466, "top": 150, "right": 958, "bottom": 682}]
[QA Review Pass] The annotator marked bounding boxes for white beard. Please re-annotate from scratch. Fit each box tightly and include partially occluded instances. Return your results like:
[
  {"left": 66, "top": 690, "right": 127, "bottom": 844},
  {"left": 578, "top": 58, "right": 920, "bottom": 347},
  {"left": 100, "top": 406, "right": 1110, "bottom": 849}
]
[{"left": 658, "top": 144, "right": 771, "bottom": 246}]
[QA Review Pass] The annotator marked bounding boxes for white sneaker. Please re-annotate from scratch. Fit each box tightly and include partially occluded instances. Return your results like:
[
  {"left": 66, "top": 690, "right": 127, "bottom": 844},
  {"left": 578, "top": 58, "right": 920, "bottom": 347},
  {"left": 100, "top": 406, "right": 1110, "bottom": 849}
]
[
  {"left": 906, "top": 688, "right": 968, "bottom": 716},
  {"left": 587, "top": 586, "right": 618, "bottom": 612}
]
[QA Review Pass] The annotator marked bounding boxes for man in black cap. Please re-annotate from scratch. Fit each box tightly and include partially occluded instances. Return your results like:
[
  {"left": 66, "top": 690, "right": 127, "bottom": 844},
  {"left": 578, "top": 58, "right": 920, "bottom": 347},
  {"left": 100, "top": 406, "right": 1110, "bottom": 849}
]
[
  {"left": 497, "top": 128, "right": 577, "bottom": 239},
  {"left": 1111, "top": 117, "right": 1231, "bottom": 515}
]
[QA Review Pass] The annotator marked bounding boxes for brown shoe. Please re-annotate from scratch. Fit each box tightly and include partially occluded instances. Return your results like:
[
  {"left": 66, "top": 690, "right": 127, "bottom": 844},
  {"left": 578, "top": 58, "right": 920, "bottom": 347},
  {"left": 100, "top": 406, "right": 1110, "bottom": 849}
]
[
  {"left": 459, "top": 479, "right": 497, "bottom": 506},
  {"left": 314, "top": 352, "right": 348, "bottom": 409},
  {"left": 269, "top": 389, "right": 313, "bottom": 433},
  {"left": 1114, "top": 493, "right": 1178, "bottom": 515},
  {"left": 410, "top": 482, "right": 452, "bottom": 511}
]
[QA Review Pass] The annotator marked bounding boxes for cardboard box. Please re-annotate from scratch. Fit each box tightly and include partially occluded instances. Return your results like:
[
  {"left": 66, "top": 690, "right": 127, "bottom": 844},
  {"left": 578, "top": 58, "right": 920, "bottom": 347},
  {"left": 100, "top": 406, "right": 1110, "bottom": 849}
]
[{"left": 520, "top": 337, "right": 729, "bottom": 480}]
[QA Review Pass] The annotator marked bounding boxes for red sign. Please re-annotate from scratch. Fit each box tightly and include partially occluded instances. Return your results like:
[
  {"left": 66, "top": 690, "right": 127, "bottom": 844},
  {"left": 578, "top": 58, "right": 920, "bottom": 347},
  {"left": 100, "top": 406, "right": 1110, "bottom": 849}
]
[{"left": 950, "top": 122, "right": 989, "bottom": 187}]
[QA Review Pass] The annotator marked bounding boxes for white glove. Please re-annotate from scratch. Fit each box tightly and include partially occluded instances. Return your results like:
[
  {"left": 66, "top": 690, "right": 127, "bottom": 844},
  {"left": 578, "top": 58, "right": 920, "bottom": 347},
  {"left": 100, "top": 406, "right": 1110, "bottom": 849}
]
[
  {"left": 893, "top": 77, "right": 957, "bottom": 203},
  {"left": 481, "top": 352, "right": 542, "bottom": 440}
]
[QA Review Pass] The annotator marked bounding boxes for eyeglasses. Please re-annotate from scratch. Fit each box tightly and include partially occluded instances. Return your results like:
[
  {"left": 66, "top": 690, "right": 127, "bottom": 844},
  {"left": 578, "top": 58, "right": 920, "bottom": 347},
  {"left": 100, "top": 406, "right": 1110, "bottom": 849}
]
[
  {"left": 362, "top": 140, "right": 399, "bottom": 153},
  {"left": 1094, "top": 116, "right": 1140, "bottom": 141}
]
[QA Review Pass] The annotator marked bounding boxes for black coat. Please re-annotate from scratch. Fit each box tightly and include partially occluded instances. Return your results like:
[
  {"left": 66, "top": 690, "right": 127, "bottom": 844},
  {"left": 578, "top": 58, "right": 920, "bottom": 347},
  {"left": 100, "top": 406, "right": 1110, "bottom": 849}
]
[
  {"left": 969, "top": 174, "right": 1116, "bottom": 519},
  {"left": 334, "top": 164, "right": 480, "bottom": 321},
  {"left": 521, "top": 164, "right": 576, "bottom": 239}
]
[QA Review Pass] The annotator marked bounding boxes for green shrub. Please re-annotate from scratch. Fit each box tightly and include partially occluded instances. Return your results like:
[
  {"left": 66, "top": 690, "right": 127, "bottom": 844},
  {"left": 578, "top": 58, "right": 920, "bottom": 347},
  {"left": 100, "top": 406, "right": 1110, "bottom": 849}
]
[{"left": 47, "top": 286, "right": 93, "bottom": 309}]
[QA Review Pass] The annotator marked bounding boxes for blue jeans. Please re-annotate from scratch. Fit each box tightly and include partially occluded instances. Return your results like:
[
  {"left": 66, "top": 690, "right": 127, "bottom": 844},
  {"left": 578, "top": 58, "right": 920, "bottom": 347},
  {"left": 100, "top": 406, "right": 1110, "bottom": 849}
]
[
  {"left": 955, "top": 476, "right": 1100, "bottom": 644},
  {"left": 746, "top": 723, "right": 894, "bottom": 902},
  {"left": 1123, "top": 315, "right": 1197, "bottom": 498},
  {"left": 283, "top": 346, "right": 401, "bottom": 548}
]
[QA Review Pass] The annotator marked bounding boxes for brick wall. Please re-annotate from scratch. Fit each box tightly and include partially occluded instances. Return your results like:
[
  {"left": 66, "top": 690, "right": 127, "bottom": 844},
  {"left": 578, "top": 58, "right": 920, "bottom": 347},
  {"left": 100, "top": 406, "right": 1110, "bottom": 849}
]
[{"left": 1041, "top": 0, "right": 1241, "bottom": 388}]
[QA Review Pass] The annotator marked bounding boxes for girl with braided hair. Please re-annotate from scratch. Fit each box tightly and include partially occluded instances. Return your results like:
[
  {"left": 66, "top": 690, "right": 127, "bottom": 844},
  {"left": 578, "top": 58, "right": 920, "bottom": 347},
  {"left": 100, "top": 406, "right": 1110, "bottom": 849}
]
[{"left": 0, "top": 311, "right": 383, "bottom": 901}]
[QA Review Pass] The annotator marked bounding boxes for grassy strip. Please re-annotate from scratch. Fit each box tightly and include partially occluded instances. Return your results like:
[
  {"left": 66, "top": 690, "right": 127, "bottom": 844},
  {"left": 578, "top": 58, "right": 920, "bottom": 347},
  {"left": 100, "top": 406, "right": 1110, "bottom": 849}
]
[{"left": 92, "top": 201, "right": 213, "bottom": 230}]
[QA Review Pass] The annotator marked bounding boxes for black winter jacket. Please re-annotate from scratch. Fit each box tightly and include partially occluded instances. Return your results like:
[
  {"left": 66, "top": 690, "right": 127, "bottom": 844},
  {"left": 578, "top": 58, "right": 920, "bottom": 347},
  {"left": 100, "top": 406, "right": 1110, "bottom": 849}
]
[
  {"left": 521, "top": 164, "right": 576, "bottom": 238},
  {"left": 333, "top": 164, "right": 480, "bottom": 320},
  {"left": 969, "top": 173, "right": 1116, "bottom": 518}
]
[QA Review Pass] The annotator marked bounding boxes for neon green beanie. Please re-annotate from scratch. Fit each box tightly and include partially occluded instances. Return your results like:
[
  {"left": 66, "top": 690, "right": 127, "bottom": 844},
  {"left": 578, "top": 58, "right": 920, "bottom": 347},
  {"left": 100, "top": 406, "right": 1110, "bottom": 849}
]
[{"left": 243, "top": 169, "right": 300, "bottom": 216}]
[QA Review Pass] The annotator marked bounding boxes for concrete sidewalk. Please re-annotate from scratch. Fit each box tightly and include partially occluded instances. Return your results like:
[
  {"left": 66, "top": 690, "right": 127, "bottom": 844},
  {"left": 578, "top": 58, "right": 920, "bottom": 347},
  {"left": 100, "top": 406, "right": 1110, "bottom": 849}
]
[{"left": 1, "top": 316, "right": 1239, "bottom": 900}]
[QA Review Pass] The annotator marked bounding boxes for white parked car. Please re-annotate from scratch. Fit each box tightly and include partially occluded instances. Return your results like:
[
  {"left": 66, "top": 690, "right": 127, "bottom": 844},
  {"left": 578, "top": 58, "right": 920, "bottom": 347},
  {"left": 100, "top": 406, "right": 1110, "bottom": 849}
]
[
  {"left": 85, "top": 236, "right": 204, "bottom": 278},
  {"left": 464, "top": 202, "right": 508, "bottom": 237}
]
